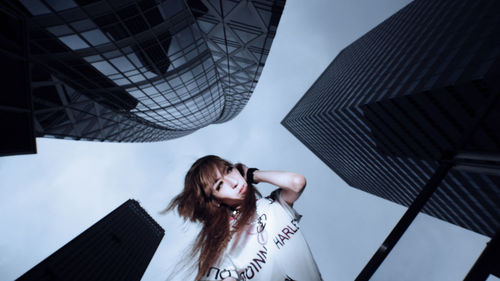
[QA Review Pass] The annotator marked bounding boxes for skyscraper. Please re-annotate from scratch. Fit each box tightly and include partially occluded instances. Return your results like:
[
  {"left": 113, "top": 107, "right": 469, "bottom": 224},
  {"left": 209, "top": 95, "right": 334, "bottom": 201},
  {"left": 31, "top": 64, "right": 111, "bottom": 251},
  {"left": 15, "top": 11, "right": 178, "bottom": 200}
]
[
  {"left": 18, "top": 199, "right": 164, "bottom": 281},
  {"left": 0, "top": 0, "right": 285, "bottom": 155},
  {"left": 282, "top": 0, "right": 499, "bottom": 239}
]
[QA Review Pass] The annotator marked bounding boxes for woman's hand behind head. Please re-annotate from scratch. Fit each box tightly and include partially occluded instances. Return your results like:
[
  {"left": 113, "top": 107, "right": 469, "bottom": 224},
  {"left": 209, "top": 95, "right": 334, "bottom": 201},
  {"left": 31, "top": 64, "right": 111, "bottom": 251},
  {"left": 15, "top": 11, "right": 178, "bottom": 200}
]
[{"left": 234, "top": 163, "right": 248, "bottom": 181}]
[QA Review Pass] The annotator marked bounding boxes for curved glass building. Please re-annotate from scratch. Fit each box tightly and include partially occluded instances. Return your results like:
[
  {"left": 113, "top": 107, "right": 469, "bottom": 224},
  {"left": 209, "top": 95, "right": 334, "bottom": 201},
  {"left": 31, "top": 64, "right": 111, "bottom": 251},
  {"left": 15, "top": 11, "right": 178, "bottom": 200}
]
[{"left": 2, "top": 0, "right": 284, "bottom": 144}]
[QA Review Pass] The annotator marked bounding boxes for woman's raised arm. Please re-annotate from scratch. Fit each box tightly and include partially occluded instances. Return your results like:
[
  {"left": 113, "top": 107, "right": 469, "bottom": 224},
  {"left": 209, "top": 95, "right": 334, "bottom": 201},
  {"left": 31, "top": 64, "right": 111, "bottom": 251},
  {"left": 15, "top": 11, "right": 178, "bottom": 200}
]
[{"left": 253, "top": 169, "right": 306, "bottom": 205}]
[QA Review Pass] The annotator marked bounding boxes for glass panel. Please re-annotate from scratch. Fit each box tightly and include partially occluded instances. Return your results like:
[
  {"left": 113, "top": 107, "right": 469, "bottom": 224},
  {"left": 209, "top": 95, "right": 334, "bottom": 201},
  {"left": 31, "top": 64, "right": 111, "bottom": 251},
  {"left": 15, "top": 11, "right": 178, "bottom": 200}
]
[
  {"left": 169, "top": 77, "right": 182, "bottom": 87},
  {"left": 129, "top": 74, "right": 146, "bottom": 83},
  {"left": 144, "top": 71, "right": 157, "bottom": 79},
  {"left": 70, "top": 19, "right": 96, "bottom": 32},
  {"left": 103, "top": 49, "right": 122, "bottom": 59},
  {"left": 176, "top": 26, "right": 194, "bottom": 48},
  {"left": 197, "top": 20, "right": 215, "bottom": 34},
  {"left": 45, "top": 0, "right": 77, "bottom": 11},
  {"left": 172, "top": 56, "right": 186, "bottom": 68},
  {"left": 110, "top": 56, "right": 135, "bottom": 72},
  {"left": 58, "top": 34, "right": 89, "bottom": 50},
  {"left": 81, "top": 29, "right": 110, "bottom": 46},
  {"left": 154, "top": 82, "right": 170, "bottom": 92},
  {"left": 191, "top": 25, "right": 202, "bottom": 40},
  {"left": 197, "top": 43, "right": 207, "bottom": 54},
  {"left": 124, "top": 70, "right": 139, "bottom": 76},
  {"left": 233, "top": 28, "right": 259, "bottom": 43},
  {"left": 84, "top": 55, "right": 103, "bottom": 63},
  {"left": 181, "top": 71, "right": 194, "bottom": 83},
  {"left": 203, "top": 58, "right": 212, "bottom": 70},
  {"left": 257, "top": 10, "right": 271, "bottom": 26},
  {"left": 185, "top": 48, "right": 198, "bottom": 61},
  {"left": 167, "top": 109, "right": 181, "bottom": 118},
  {"left": 47, "top": 25, "right": 72, "bottom": 36},
  {"left": 159, "top": 0, "right": 184, "bottom": 19},
  {"left": 114, "top": 78, "right": 130, "bottom": 85},
  {"left": 19, "top": 0, "right": 51, "bottom": 15},
  {"left": 91, "top": 61, "right": 118, "bottom": 75},
  {"left": 135, "top": 103, "right": 147, "bottom": 111},
  {"left": 177, "top": 87, "right": 188, "bottom": 95},
  {"left": 122, "top": 46, "right": 133, "bottom": 54},
  {"left": 126, "top": 53, "right": 142, "bottom": 67},
  {"left": 167, "top": 37, "right": 180, "bottom": 56},
  {"left": 192, "top": 64, "right": 203, "bottom": 76},
  {"left": 108, "top": 73, "right": 122, "bottom": 79},
  {"left": 184, "top": 98, "right": 196, "bottom": 110},
  {"left": 142, "top": 86, "right": 157, "bottom": 95}
]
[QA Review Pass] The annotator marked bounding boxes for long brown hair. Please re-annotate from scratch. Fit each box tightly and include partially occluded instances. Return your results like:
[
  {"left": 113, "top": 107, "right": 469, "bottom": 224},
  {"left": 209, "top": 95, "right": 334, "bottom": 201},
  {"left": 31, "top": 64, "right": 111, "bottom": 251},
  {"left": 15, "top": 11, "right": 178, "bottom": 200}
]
[{"left": 165, "top": 155, "right": 261, "bottom": 280}]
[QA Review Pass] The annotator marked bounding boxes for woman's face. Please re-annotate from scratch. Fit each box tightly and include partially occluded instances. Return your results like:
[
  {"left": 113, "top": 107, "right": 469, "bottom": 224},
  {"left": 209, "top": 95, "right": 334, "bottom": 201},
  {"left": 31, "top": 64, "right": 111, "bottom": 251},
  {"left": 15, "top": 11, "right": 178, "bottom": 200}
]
[{"left": 211, "top": 165, "right": 248, "bottom": 207}]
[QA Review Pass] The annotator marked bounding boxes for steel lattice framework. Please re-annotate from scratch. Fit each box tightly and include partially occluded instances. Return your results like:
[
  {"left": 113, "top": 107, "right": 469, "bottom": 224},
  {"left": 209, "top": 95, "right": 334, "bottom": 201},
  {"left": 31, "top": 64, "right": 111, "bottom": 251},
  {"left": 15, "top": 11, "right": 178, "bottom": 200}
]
[{"left": 6, "top": 0, "right": 285, "bottom": 142}]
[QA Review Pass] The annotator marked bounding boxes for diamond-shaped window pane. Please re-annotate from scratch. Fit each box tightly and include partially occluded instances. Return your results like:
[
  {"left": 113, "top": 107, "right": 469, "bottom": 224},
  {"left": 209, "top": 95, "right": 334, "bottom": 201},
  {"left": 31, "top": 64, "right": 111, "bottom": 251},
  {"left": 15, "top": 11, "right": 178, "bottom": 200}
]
[
  {"left": 81, "top": 29, "right": 110, "bottom": 46},
  {"left": 47, "top": 24, "right": 72, "bottom": 36},
  {"left": 110, "top": 56, "right": 135, "bottom": 72},
  {"left": 59, "top": 34, "right": 89, "bottom": 50},
  {"left": 46, "top": 0, "right": 77, "bottom": 12},
  {"left": 91, "top": 61, "right": 118, "bottom": 75},
  {"left": 19, "top": 0, "right": 51, "bottom": 15}
]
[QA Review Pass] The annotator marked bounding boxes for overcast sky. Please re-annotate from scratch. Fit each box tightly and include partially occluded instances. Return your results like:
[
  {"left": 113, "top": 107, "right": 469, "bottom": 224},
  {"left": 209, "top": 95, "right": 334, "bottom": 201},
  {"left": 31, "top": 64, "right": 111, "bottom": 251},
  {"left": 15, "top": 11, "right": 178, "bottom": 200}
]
[{"left": 0, "top": 0, "right": 494, "bottom": 280}]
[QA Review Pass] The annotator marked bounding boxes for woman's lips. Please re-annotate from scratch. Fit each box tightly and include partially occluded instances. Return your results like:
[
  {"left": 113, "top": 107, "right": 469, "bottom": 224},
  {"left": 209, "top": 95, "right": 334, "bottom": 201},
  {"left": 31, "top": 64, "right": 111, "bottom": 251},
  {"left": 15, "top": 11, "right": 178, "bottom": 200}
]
[{"left": 239, "top": 184, "right": 247, "bottom": 195}]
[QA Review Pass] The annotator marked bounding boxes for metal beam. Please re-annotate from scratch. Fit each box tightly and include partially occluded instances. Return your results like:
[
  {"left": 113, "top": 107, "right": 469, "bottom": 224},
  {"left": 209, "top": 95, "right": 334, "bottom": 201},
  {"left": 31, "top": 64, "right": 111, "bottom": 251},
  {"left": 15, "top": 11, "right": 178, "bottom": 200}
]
[
  {"left": 355, "top": 162, "right": 454, "bottom": 281},
  {"left": 355, "top": 80, "right": 500, "bottom": 280}
]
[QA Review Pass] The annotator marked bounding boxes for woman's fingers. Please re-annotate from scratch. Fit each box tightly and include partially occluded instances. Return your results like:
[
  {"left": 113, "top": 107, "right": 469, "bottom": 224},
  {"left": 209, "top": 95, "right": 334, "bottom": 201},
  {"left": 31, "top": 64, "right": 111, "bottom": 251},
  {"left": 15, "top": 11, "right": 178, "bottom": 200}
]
[{"left": 234, "top": 163, "right": 248, "bottom": 180}]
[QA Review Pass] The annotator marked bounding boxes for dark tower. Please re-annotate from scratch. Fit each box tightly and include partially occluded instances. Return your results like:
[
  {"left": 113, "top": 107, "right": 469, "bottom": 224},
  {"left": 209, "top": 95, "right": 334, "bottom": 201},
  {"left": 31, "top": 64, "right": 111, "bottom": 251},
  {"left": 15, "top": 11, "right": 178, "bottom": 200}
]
[
  {"left": 282, "top": 0, "right": 500, "bottom": 278},
  {"left": 18, "top": 199, "right": 164, "bottom": 281},
  {"left": 282, "top": 0, "right": 499, "bottom": 238},
  {"left": 0, "top": 0, "right": 285, "bottom": 155}
]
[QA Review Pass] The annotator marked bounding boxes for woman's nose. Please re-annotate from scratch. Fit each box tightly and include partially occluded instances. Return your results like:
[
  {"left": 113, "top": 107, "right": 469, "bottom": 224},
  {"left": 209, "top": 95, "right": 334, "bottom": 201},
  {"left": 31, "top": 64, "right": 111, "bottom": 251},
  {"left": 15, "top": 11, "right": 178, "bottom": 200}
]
[{"left": 225, "top": 176, "right": 238, "bottom": 188}]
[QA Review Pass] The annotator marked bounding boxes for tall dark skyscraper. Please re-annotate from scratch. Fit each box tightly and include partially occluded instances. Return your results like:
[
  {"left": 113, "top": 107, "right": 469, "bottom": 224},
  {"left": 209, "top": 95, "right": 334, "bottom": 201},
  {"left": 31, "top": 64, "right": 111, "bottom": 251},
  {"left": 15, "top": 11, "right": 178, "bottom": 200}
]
[
  {"left": 282, "top": 0, "right": 499, "bottom": 240},
  {"left": 18, "top": 199, "right": 164, "bottom": 281},
  {"left": 0, "top": 0, "right": 285, "bottom": 155}
]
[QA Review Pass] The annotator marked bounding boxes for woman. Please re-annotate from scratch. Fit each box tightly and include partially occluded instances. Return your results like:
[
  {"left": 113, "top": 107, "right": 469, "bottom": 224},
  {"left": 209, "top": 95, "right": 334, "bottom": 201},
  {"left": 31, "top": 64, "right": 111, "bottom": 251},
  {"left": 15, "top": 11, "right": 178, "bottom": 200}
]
[{"left": 166, "top": 155, "right": 322, "bottom": 281}]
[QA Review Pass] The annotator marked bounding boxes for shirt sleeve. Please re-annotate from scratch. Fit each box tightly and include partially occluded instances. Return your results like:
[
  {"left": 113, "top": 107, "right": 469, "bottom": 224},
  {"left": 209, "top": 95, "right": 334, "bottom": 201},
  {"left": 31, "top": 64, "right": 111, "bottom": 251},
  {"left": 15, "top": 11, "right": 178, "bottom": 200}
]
[{"left": 268, "top": 189, "right": 303, "bottom": 223}]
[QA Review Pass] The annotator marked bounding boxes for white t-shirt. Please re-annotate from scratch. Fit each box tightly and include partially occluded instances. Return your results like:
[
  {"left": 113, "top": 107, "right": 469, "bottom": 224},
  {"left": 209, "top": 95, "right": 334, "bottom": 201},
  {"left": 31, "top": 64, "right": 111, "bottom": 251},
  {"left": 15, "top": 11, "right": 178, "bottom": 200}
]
[{"left": 201, "top": 189, "right": 323, "bottom": 281}]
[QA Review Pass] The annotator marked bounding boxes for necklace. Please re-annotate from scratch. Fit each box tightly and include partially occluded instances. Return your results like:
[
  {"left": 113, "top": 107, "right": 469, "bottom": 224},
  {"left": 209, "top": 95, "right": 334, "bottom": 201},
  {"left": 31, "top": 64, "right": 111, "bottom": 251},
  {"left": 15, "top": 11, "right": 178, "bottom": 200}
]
[{"left": 231, "top": 208, "right": 240, "bottom": 218}]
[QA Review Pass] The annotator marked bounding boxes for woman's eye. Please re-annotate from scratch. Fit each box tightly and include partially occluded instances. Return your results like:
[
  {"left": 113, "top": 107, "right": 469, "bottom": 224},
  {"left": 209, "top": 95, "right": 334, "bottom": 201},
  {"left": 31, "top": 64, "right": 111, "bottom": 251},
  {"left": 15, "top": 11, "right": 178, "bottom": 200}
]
[
  {"left": 216, "top": 182, "right": 222, "bottom": 191},
  {"left": 227, "top": 166, "right": 233, "bottom": 173}
]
